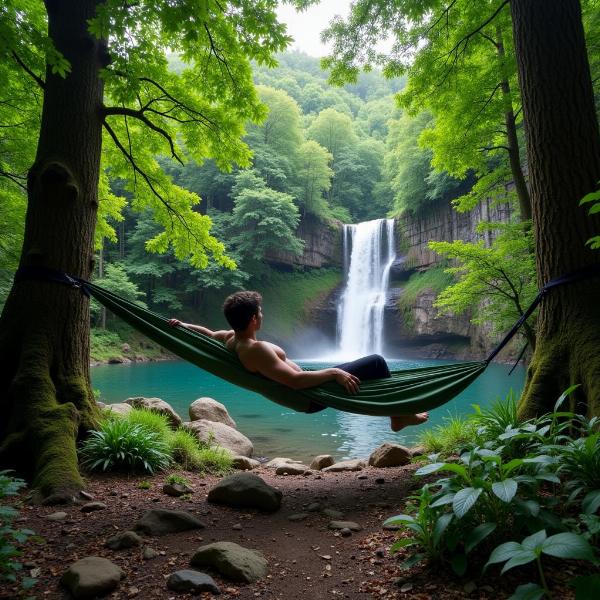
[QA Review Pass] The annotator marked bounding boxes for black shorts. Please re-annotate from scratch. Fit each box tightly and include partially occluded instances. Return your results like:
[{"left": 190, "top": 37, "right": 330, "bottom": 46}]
[{"left": 305, "top": 354, "right": 391, "bottom": 414}]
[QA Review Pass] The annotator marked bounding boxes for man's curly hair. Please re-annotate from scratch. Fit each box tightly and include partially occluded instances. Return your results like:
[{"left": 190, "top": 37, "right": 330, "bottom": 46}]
[{"left": 223, "top": 291, "right": 262, "bottom": 332}]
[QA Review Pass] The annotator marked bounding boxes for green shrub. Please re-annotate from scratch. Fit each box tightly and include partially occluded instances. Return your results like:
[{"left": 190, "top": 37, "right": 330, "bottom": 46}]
[
  {"left": 417, "top": 413, "right": 477, "bottom": 456},
  {"left": 90, "top": 328, "right": 123, "bottom": 362},
  {"left": 0, "top": 471, "right": 38, "bottom": 593},
  {"left": 472, "top": 391, "right": 520, "bottom": 442},
  {"left": 166, "top": 473, "right": 190, "bottom": 486},
  {"left": 167, "top": 428, "right": 232, "bottom": 474},
  {"left": 79, "top": 419, "right": 171, "bottom": 474},
  {"left": 125, "top": 407, "right": 172, "bottom": 439}
]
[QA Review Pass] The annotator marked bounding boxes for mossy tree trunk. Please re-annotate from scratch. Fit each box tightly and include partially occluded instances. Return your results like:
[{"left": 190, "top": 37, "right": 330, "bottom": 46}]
[
  {"left": 510, "top": 0, "right": 600, "bottom": 418},
  {"left": 0, "top": 0, "right": 103, "bottom": 501}
]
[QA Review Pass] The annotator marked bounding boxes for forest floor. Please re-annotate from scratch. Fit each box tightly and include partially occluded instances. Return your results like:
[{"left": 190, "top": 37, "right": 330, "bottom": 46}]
[{"left": 7, "top": 465, "right": 578, "bottom": 600}]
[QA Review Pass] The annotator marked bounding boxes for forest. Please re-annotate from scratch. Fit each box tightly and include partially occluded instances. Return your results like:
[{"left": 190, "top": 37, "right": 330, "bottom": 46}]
[{"left": 1, "top": 1, "right": 600, "bottom": 598}]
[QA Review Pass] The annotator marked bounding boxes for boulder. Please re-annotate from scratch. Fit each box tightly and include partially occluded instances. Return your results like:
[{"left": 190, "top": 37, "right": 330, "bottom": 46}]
[
  {"left": 190, "top": 541, "right": 268, "bottom": 583},
  {"left": 275, "top": 463, "right": 310, "bottom": 475},
  {"left": 166, "top": 570, "right": 220, "bottom": 594},
  {"left": 264, "top": 457, "right": 304, "bottom": 469},
  {"left": 189, "top": 397, "right": 236, "bottom": 428},
  {"left": 105, "top": 531, "right": 143, "bottom": 550},
  {"left": 61, "top": 556, "right": 124, "bottom": 598},
  {"left": 125, "top": 397, "right": 182, "bottom": 428},
  {"left": 184, "top": 420, "right": 252, "bottom": 457},
  {"left": 207, "top": 473, "right": 282, "bottom": 512},
  {"left": 310, "top": 455, "right": 335, "bottom": 470},
  {"left": 231, "top": 455, "right": 261, "bottom": 471},
  {"left": 134, "top": 509, "right": 205, "bottom": 536},
  {"left": 410, "top": 445, "right": 427, "bottom": 457},
  {"left": 328, "top": 521, "right": 362, "bottom": 532},
  {"left": 323, "top": 459, "right": 367, "bottom": 472},
  {"left": 368, "top": 443, "right": 412, "bottom": 468},
  {"left": 105, "top": 403, "right": 132, "bottom": 417}
]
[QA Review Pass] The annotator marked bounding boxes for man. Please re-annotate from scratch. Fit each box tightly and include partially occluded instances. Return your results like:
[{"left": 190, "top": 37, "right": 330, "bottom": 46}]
[{"left": 169, "top": 290, "right": 428, "bottom": 431}]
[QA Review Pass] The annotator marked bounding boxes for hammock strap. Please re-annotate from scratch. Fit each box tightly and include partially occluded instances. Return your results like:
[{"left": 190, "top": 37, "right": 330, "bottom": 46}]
[{"left": 484, "top": 263, "right": 600, "bottom": 364}]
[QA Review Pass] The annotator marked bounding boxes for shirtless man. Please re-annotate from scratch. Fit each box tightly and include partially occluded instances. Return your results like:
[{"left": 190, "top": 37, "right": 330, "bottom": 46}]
[{"left": 168, "top": 290, "right": 428, "bottom": 432}]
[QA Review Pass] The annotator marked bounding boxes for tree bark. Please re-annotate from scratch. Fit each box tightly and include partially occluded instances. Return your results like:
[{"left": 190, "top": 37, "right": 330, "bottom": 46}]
[
  {"left": 510, "top": 0, "right": 600, "bottom": 418},
  {"left": 0, "top": 0, "right": 103, "bottom": 501}
]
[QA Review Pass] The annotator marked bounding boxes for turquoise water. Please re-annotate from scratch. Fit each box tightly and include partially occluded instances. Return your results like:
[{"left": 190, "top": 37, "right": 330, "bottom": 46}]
[{"left": 91, "top": 358, "right": 525, "bottom": 463}]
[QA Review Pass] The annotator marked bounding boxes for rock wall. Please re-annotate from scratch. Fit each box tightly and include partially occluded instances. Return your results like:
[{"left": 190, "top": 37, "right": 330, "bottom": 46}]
[{"left": 265, "top": 215, "right": 342, "bottom": 269}]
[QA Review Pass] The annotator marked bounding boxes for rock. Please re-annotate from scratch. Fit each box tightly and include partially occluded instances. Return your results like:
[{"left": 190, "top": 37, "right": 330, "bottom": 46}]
[
  {"left": 142, "top": 547, "right": 159, "bottom": 560},
  {"left": 410, "top": 445, "right": 427, "bottom": 457},
  {"left": 328, "top": 521, "right": 362, "bottom": 532},
  {"left": 167, "top": 570, "right": 221, "bottom": 594},
  {"left": 134, "top": 509, "right": 205, "bottom": 536},
  {"left": 322, "top": 509, "right": 344, "bottom": 519},
  {"left": 46, "top": 511, "right": 68, "bottom": 522},
  {"left": 323, "top": 459, "right": 367, "bottom": 472},
  {"left": 356, "top": 474, "right": 368, "bottom": 480},
  {"left": 106, "top": 403, "right": 132, "bottom": 416},
  {"left": 306, "top": 502, "right": 321, "bottom": 512},
  {"left": 184, "top": 420, "right": 252, "bottom": 457},
  {"left": 79, "top": 490, "right": 94, "bottom": 501},
  {"left": 340, "top": 528, "right": 352, "bottom": 537},
  {"left": 369, "top": 443, "right": 412, "bottom": 468},
  {"left": 163, "top": 483, "right": 193, "bottom": 497},
  {"left": 287, "top": 513, "right": 309, "bottom": 522},
  {"left": 125, "top": 397, "right": 182, "bottom": 428},
  {"left": 190, "top": 541, "right": 268, "bottom": 583},
  {"left": 189, "top": 397, "right": 236, "bottom": 428},
  {"left": 121, "top": 343, "right": 131, "bottom": 353},
  {"left": 95, "top": 401, "right": 106, "bottom": 409},
  {"left": 61, "top": 556, "right": 124, "bottom": 599},
  {"left": 105, "top": 531, "right": 143, "bottom": 550},
  {"left": 275, "top": 463, "right": 310, "bottom": 475},
  {"left": 208, "top": 473, "right": 282, "bottom": 512},
  {"left": 81, "top": 502, "right": 107, "bottom": 513},
  {"left": 264, "top": 457, "right": 304, "bottom": 469},
  {"left": 310, "top": 455, "right": 335, "bottom": 470},
  {"left": 463, "top": 581, "right": 478, "bottom": 594},
  {"left": 231, "top": 455, "right": 261, "bottom": 471}
]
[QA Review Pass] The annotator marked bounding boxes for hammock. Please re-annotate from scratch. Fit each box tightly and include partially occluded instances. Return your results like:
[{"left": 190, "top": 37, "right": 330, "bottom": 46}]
[
  {"left": 13, "top": 264, "right": 599, "bottom": 417},
  {"left": 85, "top": 282, "right": 487, "bottom": 416}
]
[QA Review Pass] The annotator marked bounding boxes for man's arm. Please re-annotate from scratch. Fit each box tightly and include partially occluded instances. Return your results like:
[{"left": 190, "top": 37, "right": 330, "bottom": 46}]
[
  {"left": 247, "top": 343, "right": 360, "bottom": 394},
  {"left": 167, "top": 319, "right": 233, "bottom": 342}
]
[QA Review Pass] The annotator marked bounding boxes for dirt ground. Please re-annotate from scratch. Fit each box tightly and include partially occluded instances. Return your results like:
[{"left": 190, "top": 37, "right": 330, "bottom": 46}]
[{"left": 3, "top": 464, "right": 578, "bottom": 600}]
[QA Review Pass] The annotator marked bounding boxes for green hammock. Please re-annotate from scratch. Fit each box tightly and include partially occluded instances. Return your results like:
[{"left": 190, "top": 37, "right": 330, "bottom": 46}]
[{"left": 85, "top": 282, "right": 487, "bottom": 416}]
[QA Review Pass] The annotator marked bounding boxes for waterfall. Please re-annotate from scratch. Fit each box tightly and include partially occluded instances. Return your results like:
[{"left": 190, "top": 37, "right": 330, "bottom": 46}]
[{"left": 336, "top": 218, "right": 396, "bottom": 358}]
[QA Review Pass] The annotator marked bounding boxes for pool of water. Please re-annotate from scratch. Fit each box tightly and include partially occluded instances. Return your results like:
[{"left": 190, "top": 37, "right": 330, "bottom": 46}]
[{"left": 91, "top": 358, "right": 525, "bottom": 462}]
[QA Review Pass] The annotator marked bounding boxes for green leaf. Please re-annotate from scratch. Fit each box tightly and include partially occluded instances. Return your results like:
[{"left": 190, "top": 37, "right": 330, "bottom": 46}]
[
  {"left": 541, "top": 532, "right": 595, "bottom": 561},
  {"left": 501, "top": 550, "right": 537, "bottom": 574},
  {"left": 492, "top": 479, "right": 518, "bottom": 503},
  {"left": 465, "top": 522, "right": 497, "bottom": 554},
  {"left": 554, "top": 384, "right": 580, "bottom": 412},
  {"left": 570, "top": 574, "right": 600, "bottom": 600},
  {"left": 452, "top": 487, "right": 482, "bottom": 519},
  {"left": 486, "top": 541, "right": 523, "bottom": 569},
  {"left": 521, "top": 530, "right": 547, "bottom": 552},
  {"left": 383, "top": 514, "right": 414, "bottom": 527},
  {"left": 415, "top": 462, "right": 446, "bottom": 476},
  {"left": 430, "top": 493, "right": 455, "bottom": 508},
  {"left": 433, "top": 513, "right": 453, "bottom": 546},
  {"left": 450, "top": 553, "right": 467, "bottom": 576},
  {"left": 390, "top": 538, "right": 416, "bottom": 553},
  {"left": 508, "top": 582, "right": 546, "bottom": 600},
  {"left": 401, "top": 553, "right": 425, "bottom": 570},
  {"left": 582, "top": 490, "right": 600, "bottom": 515}
]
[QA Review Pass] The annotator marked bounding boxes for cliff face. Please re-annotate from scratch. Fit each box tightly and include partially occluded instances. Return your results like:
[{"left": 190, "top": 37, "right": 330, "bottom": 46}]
[
  {"left": 265, "top": 215, "right": 342, "bottom": 269},
  {"left": 383, "top": 197, "right": 519, "bottom": 360}
]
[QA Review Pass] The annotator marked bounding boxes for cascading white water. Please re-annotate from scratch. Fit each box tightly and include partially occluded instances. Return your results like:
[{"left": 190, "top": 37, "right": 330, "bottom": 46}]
[{"left": 336, "top": 218, "right": 396, "bottom": 358}]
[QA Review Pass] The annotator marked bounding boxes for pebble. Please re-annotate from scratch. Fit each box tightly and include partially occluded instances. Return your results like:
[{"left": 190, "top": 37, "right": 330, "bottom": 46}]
[
  {"left": 81, "top": 501, "right": 107, "bottom": 513},
  {"left": 340, "top": 528, "right": 352, "bottom": 537},
  {"left": 464, "top": 581, "right": 477, "bottom": 594},
  {"left": 232, "top": 523, "right": 243, "bottom": 530},
  {"left": 400, "top": 583, "right": 413, "bottom": 592},
  {"left": 46, "top": 512, "right": 68, "bottom": 522},
  {"left": 142, "top": 547, "right": 160, "bottom": 560},
  {"left": 288, "top": 513, "right": 309, "bottom": 522},
  {"left": 356, "top": 474, "right": 368, "bottom": 480}
]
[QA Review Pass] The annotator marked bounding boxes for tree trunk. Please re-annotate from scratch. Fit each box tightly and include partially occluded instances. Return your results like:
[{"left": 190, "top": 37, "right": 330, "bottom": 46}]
[
  {"left": 496, "top": 26, "right": 531, "bottom": 222},
  {"left": 0, "top": 0, "right": 103, "bottom": 502},
  {"left": 510, "top": 0, "right": 600, "bottom": 418}
]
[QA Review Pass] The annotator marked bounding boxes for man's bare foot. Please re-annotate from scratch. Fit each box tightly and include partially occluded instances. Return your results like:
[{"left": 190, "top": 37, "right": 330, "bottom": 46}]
[{"left": 390, "top": 412, "right": 429, "bottom": 432}]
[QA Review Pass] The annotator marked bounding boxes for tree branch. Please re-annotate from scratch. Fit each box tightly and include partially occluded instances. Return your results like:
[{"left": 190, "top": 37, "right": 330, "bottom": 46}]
[
  {"left": 0, "top": 169, "right": 27, "bottom": 191},
  {"left": 11, "top": 51, "right": 45, "bottom": 89},
  {"left": 102, "top": 105, "right": 184, "bottom": 165}
]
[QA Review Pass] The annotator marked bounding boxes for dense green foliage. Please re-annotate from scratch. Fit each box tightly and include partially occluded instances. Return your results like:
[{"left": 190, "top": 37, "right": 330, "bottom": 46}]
[
  {"left": 389, "top": 390, "right": 600, "bottom": 597},
  {"left": 0, "top": 471, "right": 37, "bottom": 593}
]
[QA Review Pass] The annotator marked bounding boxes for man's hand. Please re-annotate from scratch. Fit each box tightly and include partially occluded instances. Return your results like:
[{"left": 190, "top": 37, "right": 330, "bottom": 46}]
[
  {"left": 333, "top": 369, "right": 361, "bottom": 395},
  {"left": 168, "top": 318, "right": 183, "bottom": 328}
]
